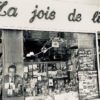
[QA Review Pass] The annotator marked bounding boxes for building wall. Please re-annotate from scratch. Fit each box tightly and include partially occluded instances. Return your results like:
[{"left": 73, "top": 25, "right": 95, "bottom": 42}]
[
  {"left": 78, "top": 33, "right": 95, "bottom": 49},
  {"left": 2, "top": 30, "right": 23, "bottom": 76}
]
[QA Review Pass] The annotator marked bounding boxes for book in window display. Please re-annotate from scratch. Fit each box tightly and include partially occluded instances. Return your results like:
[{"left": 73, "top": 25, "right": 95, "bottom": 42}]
[{"left": 23, "top": 62, "right": 48, "bottom": 97}]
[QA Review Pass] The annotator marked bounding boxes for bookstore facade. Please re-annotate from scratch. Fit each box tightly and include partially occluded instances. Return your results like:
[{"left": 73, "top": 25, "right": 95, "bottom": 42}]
[
  {"left": 0, "top": 0, "right": 100, "bottom": 100},
  {"left": 0, "top": 30, "right": 99, "bottom": 100}
]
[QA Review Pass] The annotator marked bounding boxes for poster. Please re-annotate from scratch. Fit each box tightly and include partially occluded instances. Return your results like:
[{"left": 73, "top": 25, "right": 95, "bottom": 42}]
[
  {"left": 78, "top": 71, "right": 99, "bottom": 100},
  {"left": 78, "top": 49, "right": 95, "bottom": 71}
]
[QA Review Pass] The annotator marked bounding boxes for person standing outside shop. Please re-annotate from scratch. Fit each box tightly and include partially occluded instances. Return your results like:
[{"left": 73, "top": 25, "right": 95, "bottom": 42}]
[{"left": 4, "top": 64, "right": 23, "bottom": 97}]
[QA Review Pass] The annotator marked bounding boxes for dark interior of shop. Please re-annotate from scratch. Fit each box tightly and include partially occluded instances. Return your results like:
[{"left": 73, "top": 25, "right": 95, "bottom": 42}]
[{"left": 23, "top": 31, "right": 74, "bottom": 62}]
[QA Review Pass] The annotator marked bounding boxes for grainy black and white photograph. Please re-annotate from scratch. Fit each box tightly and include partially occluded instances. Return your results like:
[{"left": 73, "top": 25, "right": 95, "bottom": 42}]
[
  {"left": 0, "top": 0, "right": 100, "bottom": 100},
  {"left": 0, "top": 30, "right": 99, "bottom": 100}
]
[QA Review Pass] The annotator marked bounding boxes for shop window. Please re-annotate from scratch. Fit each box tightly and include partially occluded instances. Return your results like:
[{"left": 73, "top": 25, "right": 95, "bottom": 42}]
[
  {"left": 23, "top": 31, "right": 99, "bottom": 100},
  {"left": 23, "top": 31, "right": 78, "bottom": 99},
  {"left": 0, "top": 30, "right": 98, "bottom": 100}
]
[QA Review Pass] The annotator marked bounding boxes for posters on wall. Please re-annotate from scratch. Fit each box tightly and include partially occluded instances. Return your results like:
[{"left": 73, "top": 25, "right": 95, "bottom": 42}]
[
  {"left": 78, "top": 71, "right": 98, "bottom": 100},
  {"left": 78, "top": 48, "right": 99, "bottom": 100},
  {"left": 78, "top": 49, "right": 95, "bottom": 71}
]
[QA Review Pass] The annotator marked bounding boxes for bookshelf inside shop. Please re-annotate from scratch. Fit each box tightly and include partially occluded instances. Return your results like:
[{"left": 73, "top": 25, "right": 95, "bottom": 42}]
[{"left": 23, "top": 61, "right": 78, "bottom": 97}]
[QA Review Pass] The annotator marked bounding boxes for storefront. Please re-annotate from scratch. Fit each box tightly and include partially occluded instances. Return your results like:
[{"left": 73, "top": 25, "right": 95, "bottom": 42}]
[
  {"left": 0, "top": 0, "right": 100, "bottom": 100},
  {"left": 0, "top": 31, "right": 99, "bottom": 100}
]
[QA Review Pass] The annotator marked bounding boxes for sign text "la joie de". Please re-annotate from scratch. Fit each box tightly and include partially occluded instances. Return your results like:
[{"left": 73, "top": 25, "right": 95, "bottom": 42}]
[{"left": 0, "top": 1, "right": 100, "bottom": 23}]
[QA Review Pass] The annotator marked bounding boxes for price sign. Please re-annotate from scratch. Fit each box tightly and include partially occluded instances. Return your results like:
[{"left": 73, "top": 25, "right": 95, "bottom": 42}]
[
  {"left": 52, "top": 41, "right": 59, "bottom": 48},
  {"left": 78, "top": 71, "right": 98, "bottom": 100}
]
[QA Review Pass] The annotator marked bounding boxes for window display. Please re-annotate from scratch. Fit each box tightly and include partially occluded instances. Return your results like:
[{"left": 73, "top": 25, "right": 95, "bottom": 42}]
[
  {"left": 0, "top": 30, "right": 99, "bottom": 100},
  {"left": 23, "top": 62, "right": 48, "bottom": 97},
  {"left": 23, "top": 31, "right": 99, "bottom": 100},
  {"left": 23, "top": 31, "right": 79, "bottom": 100}
]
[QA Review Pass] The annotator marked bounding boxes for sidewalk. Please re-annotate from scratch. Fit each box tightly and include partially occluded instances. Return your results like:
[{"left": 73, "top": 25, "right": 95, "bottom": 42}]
[{"left": 54, "top": 91, "right": 78, "bottom": 100}]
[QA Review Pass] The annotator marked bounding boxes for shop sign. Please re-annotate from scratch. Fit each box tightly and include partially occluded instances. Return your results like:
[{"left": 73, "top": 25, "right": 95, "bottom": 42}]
[{"left": 0, "top": 0, "right": 100, "bottom": 32}]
